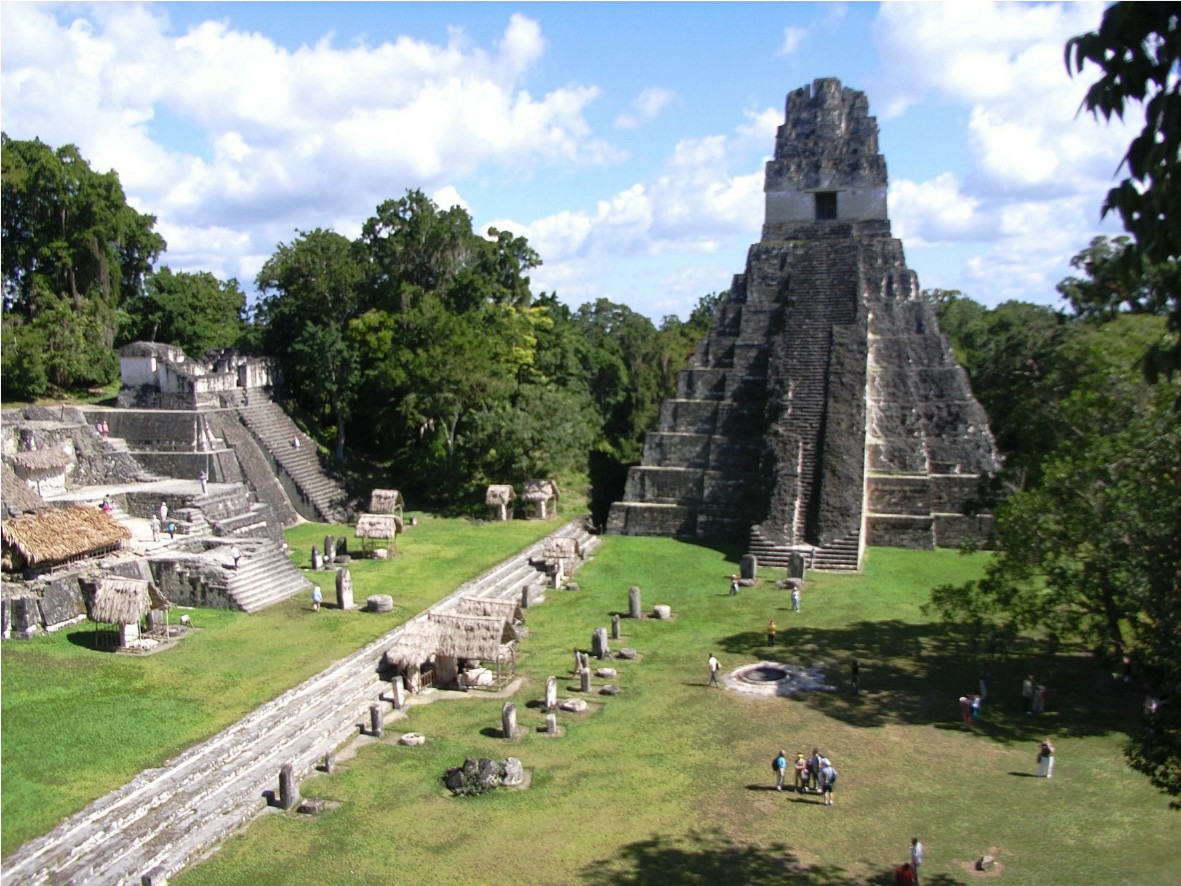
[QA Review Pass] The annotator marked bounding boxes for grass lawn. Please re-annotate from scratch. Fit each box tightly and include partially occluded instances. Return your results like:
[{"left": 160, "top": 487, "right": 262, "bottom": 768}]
[
  {"left": 172, "top": 539, "right": 1177, "bottom": 886},
  {"left": 0, "top": 513, "right": 562, "bottom": 854}
]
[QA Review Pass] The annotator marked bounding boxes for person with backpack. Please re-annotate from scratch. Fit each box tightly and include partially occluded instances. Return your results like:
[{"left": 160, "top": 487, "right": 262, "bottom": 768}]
[
  {"left": 773, "top": 749, "right": 788, "bottom": 791},
  {"left": 820, "top": 758, "right": 838, "bottom": 805}
]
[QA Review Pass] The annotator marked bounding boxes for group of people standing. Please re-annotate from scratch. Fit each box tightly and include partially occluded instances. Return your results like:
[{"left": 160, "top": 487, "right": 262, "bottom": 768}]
[{"left": 772, "top": 747, "right": 838, "bottom": 805}]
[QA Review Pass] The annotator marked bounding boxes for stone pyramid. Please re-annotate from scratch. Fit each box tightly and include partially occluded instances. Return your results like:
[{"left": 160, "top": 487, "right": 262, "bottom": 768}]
[{"left": 606, "top": 78, "right": 1000, "bottom": 570}]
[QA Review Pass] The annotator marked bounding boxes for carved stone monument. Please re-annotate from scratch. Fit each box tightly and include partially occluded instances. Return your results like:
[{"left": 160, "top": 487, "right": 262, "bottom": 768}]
[
  {"left": 628, "top": 586, "right": 642, "bottom": 619},
  {"left": 592, "top": 627, "right": 610, "bottom": 659},
  {"left": 545, "top": 675, "right": 558, "bottom": 711},
  {"left": 611, "top": 613, "right": 621, "bottom": 640},
  {"left": 501, "top": 702, "right": 519, "bottom": 739},
  {"left": 335, "top": 567, "right": 354, "bottom": 611},
  {"left": 607, "top": 78, "right": 1000, "bottom": 571},
  {"left": 278, "top": 763, "right": 299, "bottom": 810}
]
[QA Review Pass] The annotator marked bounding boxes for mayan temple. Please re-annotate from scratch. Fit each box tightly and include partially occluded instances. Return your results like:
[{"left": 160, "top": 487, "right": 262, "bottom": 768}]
[{"left": 606, "top": 78, "right": 1000, "bottom": 570}]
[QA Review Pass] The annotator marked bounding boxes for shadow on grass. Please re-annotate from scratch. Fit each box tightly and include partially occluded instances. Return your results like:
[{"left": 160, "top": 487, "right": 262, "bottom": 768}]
[
  {"left": 715, "top": 620, "right": 1141, "bottom": 744},
  {"left": 64, "top": 628, "right": 119, "bottom": 652},
  {"left": 577, "top": 827, "right": 962, "bottom": 885}
]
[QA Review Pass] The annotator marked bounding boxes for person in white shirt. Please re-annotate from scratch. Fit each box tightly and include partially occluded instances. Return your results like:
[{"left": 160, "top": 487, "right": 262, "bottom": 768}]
[{"left": 910, "top": 837, "right": 924, "bottom": 885}]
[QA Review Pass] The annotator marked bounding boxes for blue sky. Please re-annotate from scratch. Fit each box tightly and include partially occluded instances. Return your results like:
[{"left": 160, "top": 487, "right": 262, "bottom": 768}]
[{"left": 1, "top": 2, "right": 1132, "bottom": 320}]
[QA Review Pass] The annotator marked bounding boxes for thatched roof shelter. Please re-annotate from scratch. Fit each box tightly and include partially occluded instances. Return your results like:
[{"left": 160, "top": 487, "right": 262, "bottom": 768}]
[
  {"left": 1, "top": 461, "right": 44, "bottom": 518},
  {"left": 368, "top": 489, "right": 404, "bottom": 515},
  {"left": 355, "top": 513, "right": 402, "bottom": 539},
  {"left": 8, "top": 448, "right": 72, "bottom": 473},
  {"left": 88, "top": 577, "right": 151, "bottom": 625},
  {"left": 485, "top": 485, "right": 515, "bottom": 506},
  {"left": 455, "top": 596, "right": 524, "bottom": 625},
  {"left": 429, "top": 612, "right": 515, "bottom": 658},
  {"left": 1, "top": 506, "right": 131, "bottom": 572},
  {"left": 355, "top": 513, "right": 403, "bottom": 556},
  {"left": 521, "top": 479, "right": 559, "bottom": 503}
]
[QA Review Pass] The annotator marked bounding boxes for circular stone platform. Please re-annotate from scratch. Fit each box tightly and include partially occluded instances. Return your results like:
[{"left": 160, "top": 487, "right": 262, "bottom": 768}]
[{"left": 721, "top": 660, "right": 835, "bottom": 698}]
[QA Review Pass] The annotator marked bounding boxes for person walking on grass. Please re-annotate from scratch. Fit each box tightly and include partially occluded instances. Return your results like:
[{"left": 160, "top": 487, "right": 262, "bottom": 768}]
[
  {"left": 767, "top": 618, "right": 777, "bottom": 648},
  {"left": 729, "top": 574, "right": 740, "bottom": 596},
  {"left": 793, "top": 753, "right": 807, "bottom": 793},
  {"left": 820, "top": 758, "right": 838, "bottom": 806},
  {"left": 1022, "top": 674, "right": 1036, "bottom": 714},
  {"left": 791, "top": 586, "right": 801, "bottom": 611},
  {"left": 773, "top": 749, "right": 788, "bottom": 791},
  {"left": 312, "top": 585, "right": 322, "bottom": 612},
  {"left": 851, "top": 659, "right": 861, "bottom": 694},
  {"left": 910, "top": 837, "right": 924, "bottom": 886},
  {"left": 1037, "top": 738, "right": 1055, "bottom": 778},
  {"left": 708, "top": 653, "right": 720, "bottom": 687}
]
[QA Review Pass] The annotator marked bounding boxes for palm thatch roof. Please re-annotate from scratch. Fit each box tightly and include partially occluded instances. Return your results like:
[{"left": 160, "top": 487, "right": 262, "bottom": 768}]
[
  {"left": 89, "top": 578, "right": 150, "bottom": 625},
  {"left": 383, "top": 611, "right": 516, "bottom": 669},
  {"left": 1, "top": 461, "right": 44, "bottom": 518},
  {"left": 8, "top": 447, "right": 72, "bottom": 472},
  {"left": 429, "top": 612, "right": 514, "bottom": 659},
  {"left": 485, "top": 484, "right": 515, "bottom": 506},
  {"left": 455, "top": 596, "right": 524, "bottom": 624},
  {"left": 521, "top": 479, "right": 559, "bottom": 502},
  {"left": 368, "top": 489, "right": 404, "bottom": 514},
  {"left": 1, "top": 506, "right": 131, "bottom": 570},
  {"left": 355, "top": 513, "right": 402, "bottom": 539}
]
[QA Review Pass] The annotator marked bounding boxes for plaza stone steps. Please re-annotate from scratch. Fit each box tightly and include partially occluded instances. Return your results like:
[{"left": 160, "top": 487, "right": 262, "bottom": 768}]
[
  {"left": 747, "top": 525, "right": 862, "bottom": 572},
  {"left": 0, "top": 519, "right": 598, "bottom": 886}
]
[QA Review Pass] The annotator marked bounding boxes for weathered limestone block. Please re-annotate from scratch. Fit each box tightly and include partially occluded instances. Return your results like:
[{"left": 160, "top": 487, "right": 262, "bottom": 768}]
[
  {"left": 335, "top": 567, "right": 354, "bottom": 611},
  {"left": 399, "top": 732, "right": 426, "bottom": 747},
  {"left": 367, "top": 594, "right": 394, "bottom": 613},
  {"left": 501, "top": 757, "right": 525, "bottom": 786},
  {"left": 579, "top": 668, "right": 592, "bottom": 693},
  {"left": 545, "top": 713, "right": 558, "bottom": 734},
  {"left": 617, "top": 648, "right": 638, "bottom": 660},
  {"left": 324, "top": 535, "right": 336, "bottom": 564},
  {"left": 390, "top": 675, "right": 407, "bottom": 710},
  {"left": 592, "top": 627, "right": 610, "bottom": 659},
  {"left": 653, "top": 604, "right": 672, "bottom": 620},
  {"left": 595, "top": 667, "right": 617, "bottom": 679},
  {"left": 278, "top": 763, "right": 299, "bottom": 810},
  {"left": 369, "top": 703, "right": 383, "bottom": 737},
  {"left": 628, "top": 586, "right": 642, "bottom": 619},
  {"left": 477, "top": 758, "right": 501, "bottom": 789},
  {"left": 559, "top": 698, "right": 588, "bottom": 713},
  {"left": 611, "top": 613, "right": 621, "bottom": 640},
  {"left": 740, "top": 554, "right": 757, "bottom": 580},
  {"left": 311, "top": 547, "right": 323, "bottom": 570},
  {"left": 545, "top": 675, "right": 558, "bottom": 711},
  {"left": 600, "top": 685, "right": 620, "bottom": 696},
  {"left": 501, "top": 702, "right": 519, "bottom": 739}
]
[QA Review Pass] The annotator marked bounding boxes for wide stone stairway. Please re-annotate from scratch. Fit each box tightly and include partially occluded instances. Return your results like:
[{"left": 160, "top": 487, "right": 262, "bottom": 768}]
[
  {"left": 1, "top": 520, "right": 599, "bottom": 886},
  {"left": 236, "top": 400, "right": 350, "bottom": 524}
]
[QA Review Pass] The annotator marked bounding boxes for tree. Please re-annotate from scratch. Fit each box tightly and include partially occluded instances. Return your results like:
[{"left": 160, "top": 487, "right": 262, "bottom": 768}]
[
  {"left": 119, "top": 267, "right": 245, "bottom": 356},
  {"left": 255, "top": 228, "right": 364, "bottom": 460},
  {"left": 1067, "top": 4, "right": 1181, "bottom": 380},
  {"left": 2, "top": 134, "right": 164, "bottom": 393}
]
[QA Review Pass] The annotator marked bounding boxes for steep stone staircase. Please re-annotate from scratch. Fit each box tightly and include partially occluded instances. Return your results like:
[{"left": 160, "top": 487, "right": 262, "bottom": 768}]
[
  {"left": 0, "top": 520, "right": 597, "bottom": 886},
  {"left": 235, "top": 400, "right": 350, "bottom": 524}
]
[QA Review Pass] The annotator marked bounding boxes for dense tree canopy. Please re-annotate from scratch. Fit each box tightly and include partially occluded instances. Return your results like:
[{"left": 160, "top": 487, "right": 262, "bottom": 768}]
[
  {"left": 2, "top": 134, "right": 164, "bottom": 396},
  {"left": 118, "top": 267, "right": 246, "bottom": 357}
]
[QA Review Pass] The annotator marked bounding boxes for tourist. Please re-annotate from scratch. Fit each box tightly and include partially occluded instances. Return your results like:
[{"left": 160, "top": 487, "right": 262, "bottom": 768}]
[
  {"left": 166, "top": 521, "right": 176, "bottom": 539},
  {"left": 149, "top": 513, "right": 160, "bottom": 541},
  {"left": 198, "top": 469, "right": 208, "bottom": 495},
  {"left": 1022, "top": 674, "right": 1035, "bottom": 714},
  {"left": 312, "top": 586, "right": 322, "bottom": 612},
  {"left": 910, "top": 837, "right": 924, "bottom": 886},
  {"left": 101, "top": 419, "right": 109, "bottom": 437},
  {"left": 729, "top": 574, "right": 739, "bottom": 596},
  {"left": 793, "top": 753, "right": 808, "bottom": 792},
  {"left": 894, "top": 862, "right": 916, "bottom": 886},
  {"left": 820, "top": 758, "right": 838, "bottom": 806},
  {"left": 159, "top": 501, "right": 168, "bottom": 523},
  {"left": 708, "top": 653, "right": 720, "bottom": 687},
  {"left": 979, "top": 668, "right": 991, "bottom": 701},
  {"left": 791, "top": 587, "right": 801, "bottom": 612},
  {"left": 767, "top": 618, "right": 777, "bottom": 647},
  {"left": 1035, "top": 684, "right": 1048, "bottom": 714},
  {"left": 959, "top": 695, "right": 973, "bottom": 729},
  {"left": 850, "top": 659, "right": 861, "bottom": 694},
  {"left": 773, "top": 749, "right": 788, "bottom": 791},
  {"left": 1037, "top": 738, "right": 1055, "bottom": 778},
  {"left": 100, "top": 494, "right": 113, "bottom": 513},
  {"left": 807, "top": 748, "right": 822, "bottom": 792},
  {"left": 230, "top": 545, "right": 242, "bottom": 570},
  {"left": 292, "top": 435, "right": 300, "bottom": 450}
]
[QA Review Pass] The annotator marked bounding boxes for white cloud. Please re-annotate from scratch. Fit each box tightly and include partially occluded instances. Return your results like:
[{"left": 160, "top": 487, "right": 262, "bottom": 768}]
[
  {"left": 778, "top": 26, "right": 807, "bottom": 57},
  {"left": 615, "top": 87, "right": 677, "bottom": 130}
]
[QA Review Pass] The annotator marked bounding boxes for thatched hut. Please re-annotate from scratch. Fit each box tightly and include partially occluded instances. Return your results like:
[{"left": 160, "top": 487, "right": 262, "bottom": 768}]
[
  {"left": 355, "top": 513, "right": 403, "bottom": 557},
  {"left": 521, "top": 479, "right": 560, "bottom": 519},
  {"left": 454, "top": 596, "right": 525, "bottom": 627},
  {"left": 485, "top": 484, "right": 516, "bottom": 522},
  {"left": 368, "top": 489, "right": 404, "bottom": 521},
  {"left": 7, "top": 447, "right": 73, "bottom": 498},
  {"left": 1, "top": 506, "right": 131, "bottom": 573},
  {"left": 85, "top": 577, "right": 170, "bottom": 647},
  {"left": 384, "top": 610, "right": 518, "bottom": 691},
  {"left": 1, "top": 461, "right": 45, "bottom": 517},
  {"left": 530, "top": 535, "right": 583, "bottom": 587}
]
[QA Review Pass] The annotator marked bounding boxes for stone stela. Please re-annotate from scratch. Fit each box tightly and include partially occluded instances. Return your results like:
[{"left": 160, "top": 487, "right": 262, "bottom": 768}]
[{"left": 607, "top": 78, "right": 1000, "bottom": 572}]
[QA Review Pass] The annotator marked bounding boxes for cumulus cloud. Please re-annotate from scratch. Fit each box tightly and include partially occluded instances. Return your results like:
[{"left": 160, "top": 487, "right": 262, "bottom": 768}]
[
  {"left": 615, "top": 87, "right": 678, "bottom": 130},
  {"left": 778, "top": 26, "right": 808, "bottom": 57},
  {"left": 0, "top": 5, "right": 616, "bottom": 281}
]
